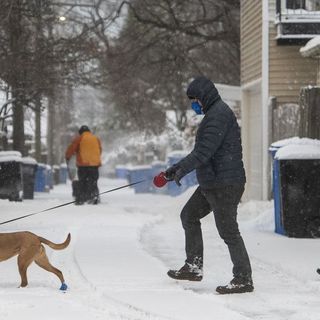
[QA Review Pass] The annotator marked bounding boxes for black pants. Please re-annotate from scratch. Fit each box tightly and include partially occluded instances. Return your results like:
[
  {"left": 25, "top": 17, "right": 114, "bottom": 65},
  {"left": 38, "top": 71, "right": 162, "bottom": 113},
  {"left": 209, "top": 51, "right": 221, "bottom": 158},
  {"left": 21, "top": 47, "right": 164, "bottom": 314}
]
[
  {"left": 77, "top": 166, "right": 99, "bottom": 202},
  {"left": 180, "top": 184, "right": 252, "bottom": 279}
]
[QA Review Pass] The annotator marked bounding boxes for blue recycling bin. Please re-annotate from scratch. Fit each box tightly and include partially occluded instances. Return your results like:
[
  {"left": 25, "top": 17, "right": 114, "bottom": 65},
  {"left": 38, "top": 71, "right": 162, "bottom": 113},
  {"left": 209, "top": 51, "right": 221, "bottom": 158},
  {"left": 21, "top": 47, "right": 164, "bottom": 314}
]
[
  {"left": 0, "top": 151, "right": 23, "bottom": 201},
  {"left": 115, "top": 165, "right": 130, "bottom": 180},
  {"left": 167, "top": 152, "right": 189, "bottom": 197},
  {"left": 34, "top": 163, "right": 47, "bottom": 192},
  {"left": 21, "top": 157, "right": 37, "bottom": 199},
  {"left": 269, "top": 146, "right": 284, "bottom": 235},
  {"left": 269, "top": 139, "right": 320, "bottom": 238},
  {"left": 128, "top": 166, "right": 153, "bottom": 193},
  {"left": 185, "top": 170, "right": 198, "bottom": 187},
  {"left": 45, "top": 166, "right": 53, "bottom": 190}
]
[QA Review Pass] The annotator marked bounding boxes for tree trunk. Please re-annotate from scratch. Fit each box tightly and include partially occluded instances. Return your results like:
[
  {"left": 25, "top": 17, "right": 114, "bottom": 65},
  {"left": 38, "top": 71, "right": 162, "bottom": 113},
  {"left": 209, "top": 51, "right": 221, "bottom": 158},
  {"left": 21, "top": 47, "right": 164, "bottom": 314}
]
[
  {"left": 9, "top": 0, "right": 25, "bottom": 154},
  {"left": 47, "top": 94, "right": 55, "bottom": 165},
  {"left": 35, "top": 96, "right": 42, "bottom": 161},
  {"left": 12, "top": 94, "right": 25, "bottom": 154}
]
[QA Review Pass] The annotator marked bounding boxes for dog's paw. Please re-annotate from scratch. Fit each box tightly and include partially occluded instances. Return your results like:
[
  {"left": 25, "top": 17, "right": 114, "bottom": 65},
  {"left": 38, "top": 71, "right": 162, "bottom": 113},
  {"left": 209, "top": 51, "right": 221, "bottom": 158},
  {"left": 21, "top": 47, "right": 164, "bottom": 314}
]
[{"left": 59, "top": 282, "right": 68, "bottom": 291}]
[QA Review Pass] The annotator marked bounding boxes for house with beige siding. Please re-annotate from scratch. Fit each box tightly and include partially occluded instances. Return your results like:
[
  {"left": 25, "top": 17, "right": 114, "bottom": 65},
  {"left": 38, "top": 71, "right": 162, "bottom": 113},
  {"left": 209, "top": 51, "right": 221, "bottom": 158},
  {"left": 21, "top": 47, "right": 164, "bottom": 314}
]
[{"left": 240, "top": 0, "right": 320, "bottom": 201}]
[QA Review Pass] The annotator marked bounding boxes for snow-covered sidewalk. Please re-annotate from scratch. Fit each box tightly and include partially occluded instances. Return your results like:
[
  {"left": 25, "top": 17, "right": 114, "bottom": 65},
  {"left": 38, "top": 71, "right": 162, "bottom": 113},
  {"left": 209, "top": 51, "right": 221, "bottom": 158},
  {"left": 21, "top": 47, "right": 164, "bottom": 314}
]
[{"left": 0, "top": 178, "right": 320, "bottom": 320}]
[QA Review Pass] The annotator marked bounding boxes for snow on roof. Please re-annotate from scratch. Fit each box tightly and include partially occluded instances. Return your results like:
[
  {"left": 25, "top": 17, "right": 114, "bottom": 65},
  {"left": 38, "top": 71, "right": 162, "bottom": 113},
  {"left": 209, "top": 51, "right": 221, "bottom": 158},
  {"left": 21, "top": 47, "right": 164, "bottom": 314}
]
[
  {"left": 300, "top": 35, "right": 320, "bottom": 57},
  {"left": 273, "top": 137, "right": 320, "bottom": 160}
]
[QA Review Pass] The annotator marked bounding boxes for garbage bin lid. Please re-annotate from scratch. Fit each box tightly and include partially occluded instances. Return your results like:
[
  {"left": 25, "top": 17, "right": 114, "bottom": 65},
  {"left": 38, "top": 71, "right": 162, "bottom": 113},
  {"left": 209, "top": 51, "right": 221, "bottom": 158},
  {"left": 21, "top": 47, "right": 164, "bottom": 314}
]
[
  {"left": 0, "top": 155, "right": 22, "bottom": 163},
  {"left": 130, "top": 165, "right": 152, "bottom": 170},
  {"left": 275, "top": 144, "right": 320, "bottom": 160},
  {"left": 0, "top": 151, "right": 22, "bottom": 159},
  {"left": 21, "top": 157, "right": 37, "bottom": 165}
]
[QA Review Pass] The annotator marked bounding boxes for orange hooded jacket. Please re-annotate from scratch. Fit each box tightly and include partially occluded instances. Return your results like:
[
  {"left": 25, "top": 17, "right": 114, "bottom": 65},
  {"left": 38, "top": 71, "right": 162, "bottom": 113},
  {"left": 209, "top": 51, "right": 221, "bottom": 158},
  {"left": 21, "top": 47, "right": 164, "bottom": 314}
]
[{"left": 65, "top": 131, "right": 102, "bottom": 167}]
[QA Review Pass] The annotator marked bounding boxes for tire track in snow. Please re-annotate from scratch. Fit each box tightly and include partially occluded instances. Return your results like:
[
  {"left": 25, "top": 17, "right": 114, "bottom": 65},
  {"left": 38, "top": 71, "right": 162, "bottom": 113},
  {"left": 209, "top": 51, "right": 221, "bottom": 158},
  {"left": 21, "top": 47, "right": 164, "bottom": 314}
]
[
  {"left": 140, "top": 215, "right": 320, "bottom": 320},
  {"left": 56, "top": 213, "right": 175, "bottom": 320}
]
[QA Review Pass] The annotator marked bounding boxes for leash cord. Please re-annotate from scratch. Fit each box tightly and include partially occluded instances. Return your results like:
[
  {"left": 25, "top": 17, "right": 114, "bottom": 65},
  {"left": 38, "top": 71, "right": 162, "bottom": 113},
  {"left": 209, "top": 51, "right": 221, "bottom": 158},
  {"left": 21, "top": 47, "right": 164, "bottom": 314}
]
[{"left": 0, "top": 180, "right": 145, "bottom": 226}]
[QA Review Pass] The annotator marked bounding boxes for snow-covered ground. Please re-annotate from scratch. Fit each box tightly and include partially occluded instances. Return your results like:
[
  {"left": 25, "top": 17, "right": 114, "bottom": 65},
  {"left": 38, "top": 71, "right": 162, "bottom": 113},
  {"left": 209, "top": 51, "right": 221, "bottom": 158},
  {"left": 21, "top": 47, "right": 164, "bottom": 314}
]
[{"left": 0, "top": 178, "right": 320, "bottom": 320}]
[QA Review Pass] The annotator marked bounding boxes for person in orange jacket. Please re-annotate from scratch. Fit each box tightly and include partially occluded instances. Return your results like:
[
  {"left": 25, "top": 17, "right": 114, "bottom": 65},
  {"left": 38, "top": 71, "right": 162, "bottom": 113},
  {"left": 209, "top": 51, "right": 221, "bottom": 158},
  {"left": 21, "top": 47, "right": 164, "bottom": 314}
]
[{"left": 65, "top": 125, "right": 102, "bottom": 205}]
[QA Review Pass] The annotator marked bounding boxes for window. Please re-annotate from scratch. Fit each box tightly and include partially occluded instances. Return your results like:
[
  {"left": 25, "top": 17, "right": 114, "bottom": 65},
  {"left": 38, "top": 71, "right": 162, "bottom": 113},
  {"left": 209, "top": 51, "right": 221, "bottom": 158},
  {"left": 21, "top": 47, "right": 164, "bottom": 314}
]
[
  {"left": 286, "top": 0, "right": 305, "bottom": 9},
  {"left": 286, "top": 0, "right": 320, "bottom": 10},
  {"left": 306, "top": 0, "right": 320, "bottom": 10}
]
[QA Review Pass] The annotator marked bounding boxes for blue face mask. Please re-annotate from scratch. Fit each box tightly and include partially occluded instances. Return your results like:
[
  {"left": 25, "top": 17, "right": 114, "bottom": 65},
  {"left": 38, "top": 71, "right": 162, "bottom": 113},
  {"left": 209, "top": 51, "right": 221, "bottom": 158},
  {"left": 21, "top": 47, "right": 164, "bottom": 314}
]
[{"left": 191, "top": 101, "right": 203, "bottom": 115}]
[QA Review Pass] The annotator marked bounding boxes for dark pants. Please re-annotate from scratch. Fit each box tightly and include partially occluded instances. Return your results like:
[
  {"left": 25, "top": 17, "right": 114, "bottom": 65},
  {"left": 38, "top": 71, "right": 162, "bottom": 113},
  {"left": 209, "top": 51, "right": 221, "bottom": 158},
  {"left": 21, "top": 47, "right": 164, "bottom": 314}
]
[
  {"left": 180, "top": 184, "right": 252, "bottom": 279},
  {"left": 77, "top": 166, "right": 99, "bottom": 203}
]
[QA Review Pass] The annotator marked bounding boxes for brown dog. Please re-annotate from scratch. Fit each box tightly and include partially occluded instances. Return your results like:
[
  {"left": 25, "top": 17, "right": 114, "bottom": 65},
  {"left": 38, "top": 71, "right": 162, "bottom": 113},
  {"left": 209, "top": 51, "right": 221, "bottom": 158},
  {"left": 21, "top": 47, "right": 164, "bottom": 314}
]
[{"left": 0, "top": 232, "right": 71, "bottom": 289}]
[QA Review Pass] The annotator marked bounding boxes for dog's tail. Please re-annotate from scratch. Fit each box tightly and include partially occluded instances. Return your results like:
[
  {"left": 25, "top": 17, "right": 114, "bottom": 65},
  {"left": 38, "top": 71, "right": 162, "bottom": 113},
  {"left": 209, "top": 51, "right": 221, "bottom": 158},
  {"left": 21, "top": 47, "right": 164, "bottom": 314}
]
[{"left": 38, "top": 233, "right": 71, "bottom": 250}]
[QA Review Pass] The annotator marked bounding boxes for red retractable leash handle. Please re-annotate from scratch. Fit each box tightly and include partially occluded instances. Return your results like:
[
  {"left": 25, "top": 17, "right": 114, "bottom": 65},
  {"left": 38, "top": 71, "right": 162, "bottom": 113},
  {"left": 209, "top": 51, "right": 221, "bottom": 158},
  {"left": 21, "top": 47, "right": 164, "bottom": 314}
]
[{"left": 153, "top": 172, "right": 169, "bottom": 188}]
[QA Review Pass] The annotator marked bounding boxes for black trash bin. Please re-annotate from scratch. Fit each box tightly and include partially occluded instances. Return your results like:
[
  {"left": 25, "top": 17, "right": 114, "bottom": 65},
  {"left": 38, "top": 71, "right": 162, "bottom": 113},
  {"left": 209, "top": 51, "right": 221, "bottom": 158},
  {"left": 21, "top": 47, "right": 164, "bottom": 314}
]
[
  {"left": 21, "top": 157, "right": 38, "bottom": 200},
  {"left": 0, "top": 151, "right": 23, "bottom": 201},
  {"left": 275, "top": 143, "right": 320, "bottom": 238},
  {"left": 53, "top": 165, "right": 60, "bottom": 185},
  {"left": 280, "top": 159, "right": 320, "bottom": 238}
]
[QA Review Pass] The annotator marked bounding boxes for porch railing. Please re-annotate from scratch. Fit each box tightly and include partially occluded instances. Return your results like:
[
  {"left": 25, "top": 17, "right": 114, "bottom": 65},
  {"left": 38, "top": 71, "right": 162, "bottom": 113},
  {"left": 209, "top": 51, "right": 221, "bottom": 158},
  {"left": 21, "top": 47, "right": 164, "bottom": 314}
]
[{"left": 276, "top": 0, "right": 320, "bottom": 22}]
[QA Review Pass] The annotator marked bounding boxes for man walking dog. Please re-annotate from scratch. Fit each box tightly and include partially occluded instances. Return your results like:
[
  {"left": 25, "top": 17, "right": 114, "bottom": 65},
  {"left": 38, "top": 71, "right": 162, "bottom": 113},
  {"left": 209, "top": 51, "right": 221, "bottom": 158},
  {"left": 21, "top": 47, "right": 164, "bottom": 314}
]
[
  {"left": 165, "top": 76, "right": 253, "bottom": 294},
  {"left": 65, "top": 125, "right": 102, "bottom": 205}
]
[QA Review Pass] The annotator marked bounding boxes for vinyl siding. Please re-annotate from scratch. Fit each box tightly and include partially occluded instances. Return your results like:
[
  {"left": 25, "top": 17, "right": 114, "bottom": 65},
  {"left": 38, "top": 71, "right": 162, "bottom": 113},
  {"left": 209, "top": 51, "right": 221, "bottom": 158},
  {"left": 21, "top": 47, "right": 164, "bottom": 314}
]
[
  {"left": 268, "top": 0, "right": 318, "bottom": 105},
  {"left": 241, "top": 0, "right": 262, "bottom": 85}
]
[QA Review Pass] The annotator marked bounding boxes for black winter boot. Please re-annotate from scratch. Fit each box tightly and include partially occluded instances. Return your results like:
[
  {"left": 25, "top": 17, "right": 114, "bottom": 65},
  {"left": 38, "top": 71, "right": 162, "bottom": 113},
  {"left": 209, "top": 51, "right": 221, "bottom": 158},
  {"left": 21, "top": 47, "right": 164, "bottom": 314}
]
[
  {"left": 167, "top": 262, "right": 203, "bottom": 281},
  {"left": 216, "top": 275, "right": 254, "bottom": 294}
]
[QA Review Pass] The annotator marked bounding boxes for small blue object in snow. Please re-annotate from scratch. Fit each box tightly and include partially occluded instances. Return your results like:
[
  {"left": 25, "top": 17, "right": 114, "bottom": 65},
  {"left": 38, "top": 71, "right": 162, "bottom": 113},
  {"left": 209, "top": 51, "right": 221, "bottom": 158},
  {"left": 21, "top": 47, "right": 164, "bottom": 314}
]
[{"left": 59, "top": 282, "right": 68, "bottom": 291}]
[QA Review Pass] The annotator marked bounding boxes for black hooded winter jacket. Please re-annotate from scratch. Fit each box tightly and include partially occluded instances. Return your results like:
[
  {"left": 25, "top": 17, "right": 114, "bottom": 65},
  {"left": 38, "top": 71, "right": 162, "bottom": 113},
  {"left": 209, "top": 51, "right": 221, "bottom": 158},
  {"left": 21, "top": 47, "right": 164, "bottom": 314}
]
[{"left": 176, "top": 76, "right": 246, "bottom": 188}]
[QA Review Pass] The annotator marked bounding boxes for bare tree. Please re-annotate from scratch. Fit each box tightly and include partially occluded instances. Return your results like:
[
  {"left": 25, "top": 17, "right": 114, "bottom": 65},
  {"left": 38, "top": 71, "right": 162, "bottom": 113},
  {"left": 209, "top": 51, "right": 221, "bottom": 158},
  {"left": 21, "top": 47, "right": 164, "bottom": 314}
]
[
  {"left": 102, "top": 0, "right": 240, "bottom": 132},
  {"left": 0, "top": 1, "right": 107, "bottom": 159}
]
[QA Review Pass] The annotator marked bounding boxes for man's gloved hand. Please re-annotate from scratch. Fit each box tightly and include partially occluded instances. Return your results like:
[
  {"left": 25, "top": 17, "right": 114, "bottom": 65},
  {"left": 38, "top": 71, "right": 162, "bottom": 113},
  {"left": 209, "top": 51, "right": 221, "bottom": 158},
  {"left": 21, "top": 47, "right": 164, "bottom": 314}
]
[
  {"left": 165, "top": 164, "right": 178, "bottom": 181},
  {"left": 165, "top": 164, "right": 185, "bottom": 187}
]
